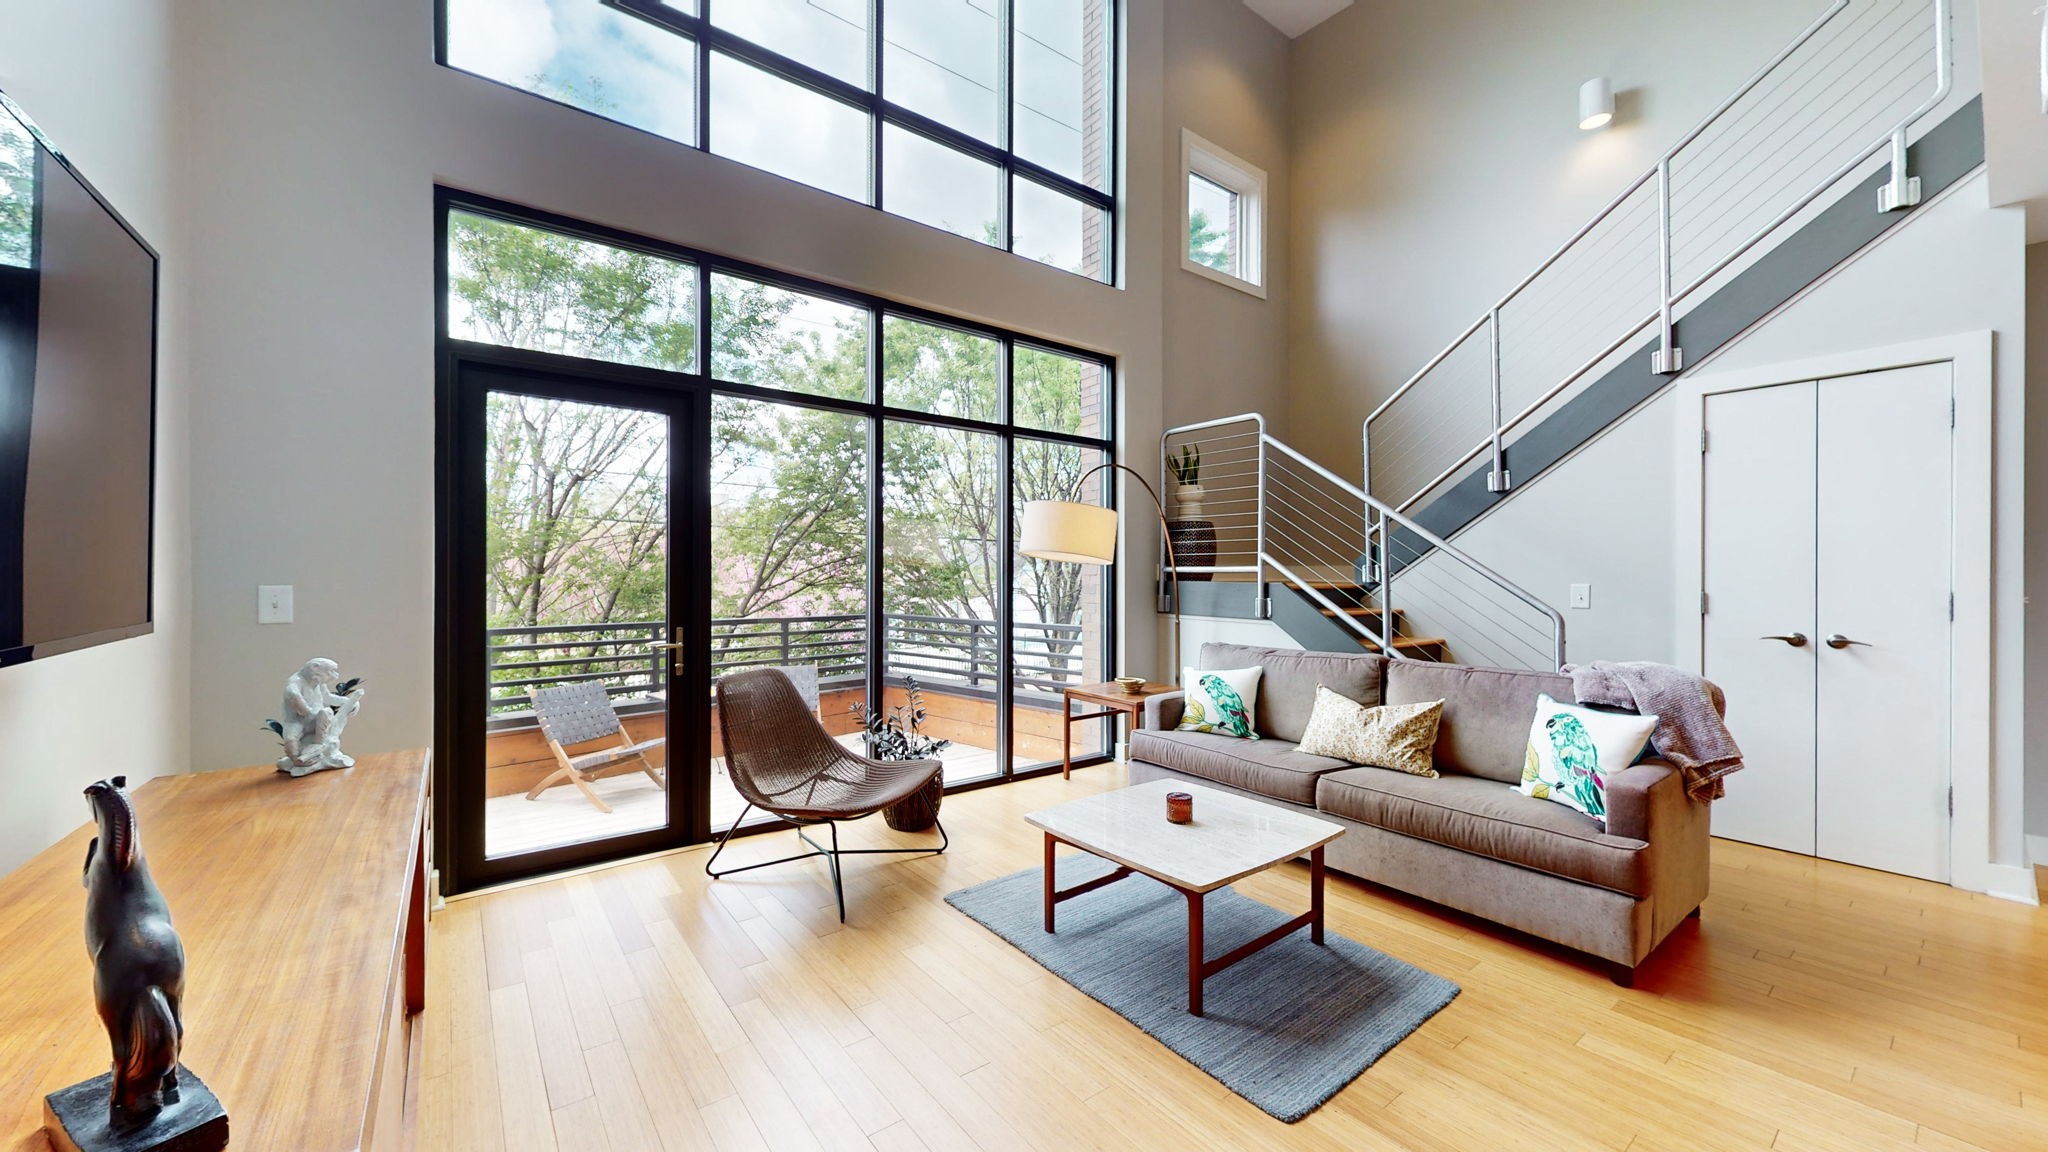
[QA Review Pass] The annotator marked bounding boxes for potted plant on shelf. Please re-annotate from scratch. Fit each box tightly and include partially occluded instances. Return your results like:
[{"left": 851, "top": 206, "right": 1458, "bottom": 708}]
[
  {"left": 851, "top": 677, "right": 951, "bottom": 831},
  {"left": 1166, "top": 443, "right": 1216, "bottom": 581}
]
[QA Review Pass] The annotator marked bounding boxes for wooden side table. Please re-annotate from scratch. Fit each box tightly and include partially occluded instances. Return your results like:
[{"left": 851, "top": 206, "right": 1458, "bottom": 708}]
[{"left": 1060, "top": 680, "right": 1179, "bottom": 778}]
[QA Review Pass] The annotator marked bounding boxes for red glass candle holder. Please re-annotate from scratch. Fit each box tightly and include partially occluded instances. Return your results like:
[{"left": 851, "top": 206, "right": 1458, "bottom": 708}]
[{"left": 1166, "top": 791, "right": 1193, "bottom": 824}]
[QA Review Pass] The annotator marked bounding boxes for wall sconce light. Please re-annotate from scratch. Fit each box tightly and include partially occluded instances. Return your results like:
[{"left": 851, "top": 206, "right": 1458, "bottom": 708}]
[{"left": 1579, "top": 77, "right": 1614, "bottom": 131}]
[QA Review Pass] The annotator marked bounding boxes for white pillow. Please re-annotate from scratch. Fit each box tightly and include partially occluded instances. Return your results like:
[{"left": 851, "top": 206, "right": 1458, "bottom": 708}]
[
  {"left": 1176, "top": 666, "right": 1263, "bottom": 740},
  {"left": 1517, "top": 693, "right": 1658, "bottom": 824}
]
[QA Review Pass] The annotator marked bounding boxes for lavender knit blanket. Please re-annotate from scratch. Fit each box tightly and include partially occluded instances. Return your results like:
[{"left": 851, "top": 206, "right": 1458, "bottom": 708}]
[{"left": 1567, "top": 661, "right": 1743, "bottom": 802}]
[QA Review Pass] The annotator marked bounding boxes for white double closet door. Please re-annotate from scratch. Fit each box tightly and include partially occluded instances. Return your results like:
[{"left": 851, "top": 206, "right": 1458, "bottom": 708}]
[{"left": 1701, "top": 363, "right": 1952, "bottom": 882}]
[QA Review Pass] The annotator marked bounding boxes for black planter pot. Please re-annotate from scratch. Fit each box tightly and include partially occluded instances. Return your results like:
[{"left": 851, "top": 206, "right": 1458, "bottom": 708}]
[
  {"left": 883, "top": 771, "right": 943, "bottom": 832},
  {"left": 1168, "top": 518, "right": 1217, "bottom": 580}
]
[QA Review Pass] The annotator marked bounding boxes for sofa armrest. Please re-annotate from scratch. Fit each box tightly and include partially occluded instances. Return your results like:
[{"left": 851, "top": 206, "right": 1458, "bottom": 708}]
[
  {"left": 1605, "top": 757, "right": 1713, "bottom": 951},
  {"left": 1141, "top": 692, "right": 1184, "bottom": 731},
  {"left": 1604, "top": 759, "right": 1682, "bottom": 842}
]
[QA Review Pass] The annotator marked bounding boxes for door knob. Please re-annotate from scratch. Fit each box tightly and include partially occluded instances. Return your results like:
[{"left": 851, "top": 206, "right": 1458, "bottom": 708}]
[
  {"left": 1759, "top": 632, "right": 1808, "bottom": 647},
  {"left": 1824, "top": 634, "right": 1869, "bottom": 649}
]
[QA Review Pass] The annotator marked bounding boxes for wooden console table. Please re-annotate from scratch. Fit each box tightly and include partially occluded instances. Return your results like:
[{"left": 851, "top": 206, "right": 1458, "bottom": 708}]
[
  {"left": 0, "top": 749, "right": 432, "bottom": 1151},
  {"left": 1061, "top": 680, "right": 1177, "bottom": 778}
]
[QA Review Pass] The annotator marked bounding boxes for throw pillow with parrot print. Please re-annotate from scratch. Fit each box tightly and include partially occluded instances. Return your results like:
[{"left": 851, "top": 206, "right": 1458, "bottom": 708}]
[
  {"left": 1516, "top": 693, "right": 1659, "bottom": 824},
  {"left": 1175, "top": 666, "right": 1264, "bottom": 740}
]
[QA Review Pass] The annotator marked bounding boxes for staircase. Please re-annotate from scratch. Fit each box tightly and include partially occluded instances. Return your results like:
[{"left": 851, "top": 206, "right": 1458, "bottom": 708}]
[
  {"left": 1161, "top": 0, "right": 1964, "bottom": 671},
  {"left": 1159, "top": 414, "right": 1565, "bottom": 671}
]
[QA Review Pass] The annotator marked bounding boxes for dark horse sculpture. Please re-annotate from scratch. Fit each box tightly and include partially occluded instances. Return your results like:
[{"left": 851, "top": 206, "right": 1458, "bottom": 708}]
[{"left": 81, "top": 776, "right": 186, "bottom": 1128}]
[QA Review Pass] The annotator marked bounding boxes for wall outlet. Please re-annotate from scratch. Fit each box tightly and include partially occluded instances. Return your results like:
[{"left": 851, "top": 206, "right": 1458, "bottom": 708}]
[
  {"left": 1569, "top": 583, "right": 1592, "bottom": 609},
  {"left": 258, "top": 585, "right": 294, "bottom": 624}
]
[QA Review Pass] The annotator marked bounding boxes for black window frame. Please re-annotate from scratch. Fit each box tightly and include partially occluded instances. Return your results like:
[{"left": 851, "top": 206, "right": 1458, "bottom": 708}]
[
  {"left": 434, "top": 187, "right": 1120, "bottom": 878},
  {"left": 434, "top": 0, "right": 1120, "bottom": 284}
]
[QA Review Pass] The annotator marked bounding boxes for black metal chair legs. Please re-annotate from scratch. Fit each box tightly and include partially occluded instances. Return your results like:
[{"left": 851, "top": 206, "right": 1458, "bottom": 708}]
[{"left": 704, "top": 804, "right": 949, "bottom": 922}]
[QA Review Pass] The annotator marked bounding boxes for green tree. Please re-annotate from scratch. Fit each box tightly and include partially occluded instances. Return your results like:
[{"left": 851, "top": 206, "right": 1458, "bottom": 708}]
[
  {"left": 1189, "top": 209, "right": 1229, "bottom": 273},
  {"left": 0, "top": 118, "right": 34, "bottom": 268}
]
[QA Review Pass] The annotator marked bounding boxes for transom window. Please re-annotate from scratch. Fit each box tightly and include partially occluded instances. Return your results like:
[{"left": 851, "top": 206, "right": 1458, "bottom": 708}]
[
  {"left": 440, "top": 0, "right": 1119, "bottom": 284},
  {"left": 1181, "top": 129, "right": 1265, "bottom": 298}
]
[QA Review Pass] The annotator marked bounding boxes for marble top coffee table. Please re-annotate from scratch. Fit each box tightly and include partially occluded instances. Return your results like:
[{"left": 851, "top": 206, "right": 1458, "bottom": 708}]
[{"left": 1025, "top": 779, "right": 1345, "bottom": 1016}]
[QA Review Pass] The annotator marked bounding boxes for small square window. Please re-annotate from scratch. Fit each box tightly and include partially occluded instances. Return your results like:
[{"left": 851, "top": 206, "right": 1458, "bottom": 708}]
[{"left": 1181, "top": 130, "right": 1266, "bottom": 298}]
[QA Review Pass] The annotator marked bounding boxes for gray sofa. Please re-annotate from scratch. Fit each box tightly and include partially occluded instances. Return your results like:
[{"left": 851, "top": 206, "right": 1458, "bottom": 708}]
[{"left": 1132, "top": 642, "right": 1710, "bottom": 984}]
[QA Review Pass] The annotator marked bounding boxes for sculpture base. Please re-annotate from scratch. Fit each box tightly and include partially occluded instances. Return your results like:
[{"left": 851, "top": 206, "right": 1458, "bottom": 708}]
[{"left": 43, "top": 1068, "right": 229, "bottom": 1152}]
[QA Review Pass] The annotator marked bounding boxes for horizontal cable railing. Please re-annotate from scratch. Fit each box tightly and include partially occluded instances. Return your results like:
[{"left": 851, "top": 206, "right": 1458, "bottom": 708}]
[
  {"left": 1365, "top": 0, "right": 1953, "bottom": 514},
  {"left": 1165, "top": 416, "right": 1566, "bottom": 671},
  {"left": 485, "top": 613, "right": 1088, "bottom": 722}
]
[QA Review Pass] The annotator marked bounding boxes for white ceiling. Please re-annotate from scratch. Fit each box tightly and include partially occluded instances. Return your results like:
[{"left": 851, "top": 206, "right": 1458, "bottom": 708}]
[{"left": 1241, "top": 0, "right": 1355, "bottom": 40}]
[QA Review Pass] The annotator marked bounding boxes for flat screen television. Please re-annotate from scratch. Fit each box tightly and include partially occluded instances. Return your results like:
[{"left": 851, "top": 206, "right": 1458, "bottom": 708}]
[{"left": 0, "top": 92, "right": 157, "bottom": 666}]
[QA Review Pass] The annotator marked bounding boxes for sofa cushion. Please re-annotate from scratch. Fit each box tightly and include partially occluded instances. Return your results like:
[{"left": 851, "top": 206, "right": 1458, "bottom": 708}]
[
  {"left": 1315, "top": 767, "right": 1650, "bottom": 896},
  {"left": 1176, "top": 665, "right": 1263, "bottom": 740},
  {"left": 1198, "top": 642, "right": 1385, "bottom": 743},
  {"left": 1129, "top": 728, "right": 1353, "bottom": 806},
  {"left": 1384, "top": 661, "right": 1574, "bottom": 783}
]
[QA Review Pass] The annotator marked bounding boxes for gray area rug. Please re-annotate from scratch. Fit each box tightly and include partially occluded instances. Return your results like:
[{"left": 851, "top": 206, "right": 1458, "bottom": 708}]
[{"left": 946, "top": 858, "right": 1460, "bottom": 1122}]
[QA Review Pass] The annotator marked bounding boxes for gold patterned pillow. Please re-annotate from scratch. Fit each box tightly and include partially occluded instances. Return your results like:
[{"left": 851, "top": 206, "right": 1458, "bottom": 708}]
[{"left": 1296, "top": 685, "right": 1444, "bottom": 777}]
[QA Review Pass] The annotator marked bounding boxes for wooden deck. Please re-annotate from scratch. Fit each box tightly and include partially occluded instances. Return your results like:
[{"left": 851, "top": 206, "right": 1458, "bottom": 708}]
[
  {"left": 429, "top": 762, "right": 2048, "bottom": 1151},
  {"left": 484, "top": 738, "right": 1006, "bottom": 859}
]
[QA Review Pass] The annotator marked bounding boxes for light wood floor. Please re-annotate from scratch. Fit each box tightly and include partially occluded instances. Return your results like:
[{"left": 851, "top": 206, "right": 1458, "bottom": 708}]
[{"left": 422, "top": 763, "right": 2048, "bottom": 1151}]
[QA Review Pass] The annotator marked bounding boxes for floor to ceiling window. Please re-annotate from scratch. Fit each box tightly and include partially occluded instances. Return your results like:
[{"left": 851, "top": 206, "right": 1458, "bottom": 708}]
[
  {"left": 438, "top": 0, "right": 1119, "bottom": 283},
  {"left": 438, "top": 192, "right": 1116, "bottom": 887}
]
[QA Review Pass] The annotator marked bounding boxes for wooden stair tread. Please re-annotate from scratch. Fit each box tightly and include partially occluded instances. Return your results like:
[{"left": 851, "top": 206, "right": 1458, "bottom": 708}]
[{"left": 1372, "top": 635, "right": 1445, "bottom": 651}]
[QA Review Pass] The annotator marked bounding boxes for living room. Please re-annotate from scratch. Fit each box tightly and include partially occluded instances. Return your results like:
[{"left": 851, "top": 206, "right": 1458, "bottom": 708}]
[{"left": 2, "top": 0, "right": 2047, "bottom": 1148}]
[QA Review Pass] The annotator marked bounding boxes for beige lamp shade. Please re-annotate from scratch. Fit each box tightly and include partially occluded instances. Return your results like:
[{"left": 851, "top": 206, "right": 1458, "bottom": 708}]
[{"left": 1019, "top": 500, "right": 1118, "bottom": 564}]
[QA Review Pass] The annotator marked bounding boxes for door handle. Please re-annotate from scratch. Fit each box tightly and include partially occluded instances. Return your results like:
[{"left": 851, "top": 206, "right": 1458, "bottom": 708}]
[
  {"left": 650, "top": 627, "right": 684, "bottom": 673},
  {"left": 1759, "top": 632, "right": 1808, "bottom": 647},
  {"left": 1824, "top": 634, "right": 1869, "bottom": 650}
]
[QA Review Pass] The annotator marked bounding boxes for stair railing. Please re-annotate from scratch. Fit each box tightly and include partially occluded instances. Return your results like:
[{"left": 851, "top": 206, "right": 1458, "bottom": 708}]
[
  {"left": 1363, "top": 0, "right": 1953, "bottom": 518},
  {"left": 1163, "top": 416, "right": 1566, "bottom": 671}
]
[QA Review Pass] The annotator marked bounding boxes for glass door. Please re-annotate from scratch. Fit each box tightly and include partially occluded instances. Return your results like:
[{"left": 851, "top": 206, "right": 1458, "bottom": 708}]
[{"left": 445, "top": 357, "right": 707, "bottom": 889}]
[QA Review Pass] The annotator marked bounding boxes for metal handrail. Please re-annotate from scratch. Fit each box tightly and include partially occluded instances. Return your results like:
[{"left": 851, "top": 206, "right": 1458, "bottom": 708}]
[
  {"left": 1163, "top": 415, "right": 1567, "bottom": 670},
  {"left": 1365, "top": 0, "right": 1952, "bottom": 512}
]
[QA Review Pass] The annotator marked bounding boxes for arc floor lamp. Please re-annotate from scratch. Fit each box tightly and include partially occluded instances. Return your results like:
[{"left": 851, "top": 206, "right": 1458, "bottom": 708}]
[{"left": 1017, "top": 462, "right": 1180, "bottom": 684}]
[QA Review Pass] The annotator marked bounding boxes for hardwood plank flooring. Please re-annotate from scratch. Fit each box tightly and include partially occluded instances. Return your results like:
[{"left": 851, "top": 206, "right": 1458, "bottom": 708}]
[{"left": 424, "top": 764, "right": 2048, "bottom": 1151}]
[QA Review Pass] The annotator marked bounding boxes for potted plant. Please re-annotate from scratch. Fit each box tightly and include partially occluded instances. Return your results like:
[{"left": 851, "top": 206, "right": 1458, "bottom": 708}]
[
  {"left": 1165, "top": 443, "right": 1216, "bottom": 581},
  {"left": 851, "top": 677, "right": 951, "bottom": 831},
  {"left": 1168, "top": 443, "right": 1204, "bottom": 516}
]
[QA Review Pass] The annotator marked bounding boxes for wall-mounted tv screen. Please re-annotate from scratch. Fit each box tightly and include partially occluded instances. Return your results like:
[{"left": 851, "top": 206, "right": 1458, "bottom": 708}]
[{"left": 0, "top": 93, "right": 157, "bottom": 666}]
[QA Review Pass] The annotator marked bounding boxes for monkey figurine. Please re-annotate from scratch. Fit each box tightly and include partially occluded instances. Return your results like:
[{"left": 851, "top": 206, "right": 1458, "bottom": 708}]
[{"left": 81, "top": 776, "right": 187, "bottom": 1128}]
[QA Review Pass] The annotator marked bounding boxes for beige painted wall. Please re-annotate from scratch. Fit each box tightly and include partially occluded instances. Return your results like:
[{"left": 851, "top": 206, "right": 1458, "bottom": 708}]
[
  {"left": 2028, "top": 239, "right": 2048, "bottom": 848},
  {"left": 1163, "top": 0, "right": 1292, "bottom": 437},
  {"left": 1284, "top": 0, "right": 1983, "bottom": 471},
  {"left": 0, "top": 0, "right": 191, "bottom": 873},
  {"left": 174, "top": 0, "right": 1179, "bottom": 771}
]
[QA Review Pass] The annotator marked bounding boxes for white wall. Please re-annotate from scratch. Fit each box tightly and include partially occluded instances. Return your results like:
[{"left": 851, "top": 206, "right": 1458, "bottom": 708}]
[
  {"left": 1285, "top": 0, "right": 1983, "bottom": 470},
  {"left": 1163, "top": 0, "right": 1292, "bottom": 435},
  {"left": 0, "top": 0, "right": 190, "bottom": 872},
  {"left": 2021, "top": 239, "right": 2048, "bottom": 843},
  {"left": 175, "top": 0, "right": 1179, "bottom": 769},
  {"left": 1412, "top": 174, "right": 2033, "bottom": 874}
]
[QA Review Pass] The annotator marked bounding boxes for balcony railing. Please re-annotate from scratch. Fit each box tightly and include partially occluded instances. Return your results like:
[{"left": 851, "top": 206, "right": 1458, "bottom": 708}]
[{"left": 485, "top": 614, "right": 1090, "bottom": 721}]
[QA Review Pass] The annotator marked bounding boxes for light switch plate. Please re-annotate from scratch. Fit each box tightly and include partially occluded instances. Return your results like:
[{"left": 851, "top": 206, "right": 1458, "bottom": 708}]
[
  {"left": 258, "top": 585, "right": 294, "bottom": 624},
  {"left": 1569, "top": 583, "right": 1592, "bottom": 609}
]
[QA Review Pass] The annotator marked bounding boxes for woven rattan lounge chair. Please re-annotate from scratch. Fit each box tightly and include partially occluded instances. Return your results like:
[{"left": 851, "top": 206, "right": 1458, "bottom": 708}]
[
  {"left": 525, "top": 681, "right": 667, "bottom": 813},
  {"left": 707, "top": 667, "right": 947, "bottom": 921}
]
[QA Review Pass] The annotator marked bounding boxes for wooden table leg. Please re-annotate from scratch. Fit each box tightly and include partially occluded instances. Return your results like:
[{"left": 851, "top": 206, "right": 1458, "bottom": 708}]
[
  {"left": 1310, "top": 845, "right": 1326, "bottom": 946},
  {"left": 1044, "top": 833, "right": 1057, "bottom": 933},
  {"left": 1062, "top": 694, "right": 1073, "bottom": 779},
  {"left": 1185, "top": 887, "right": 1205, "bottom": 1017}
]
